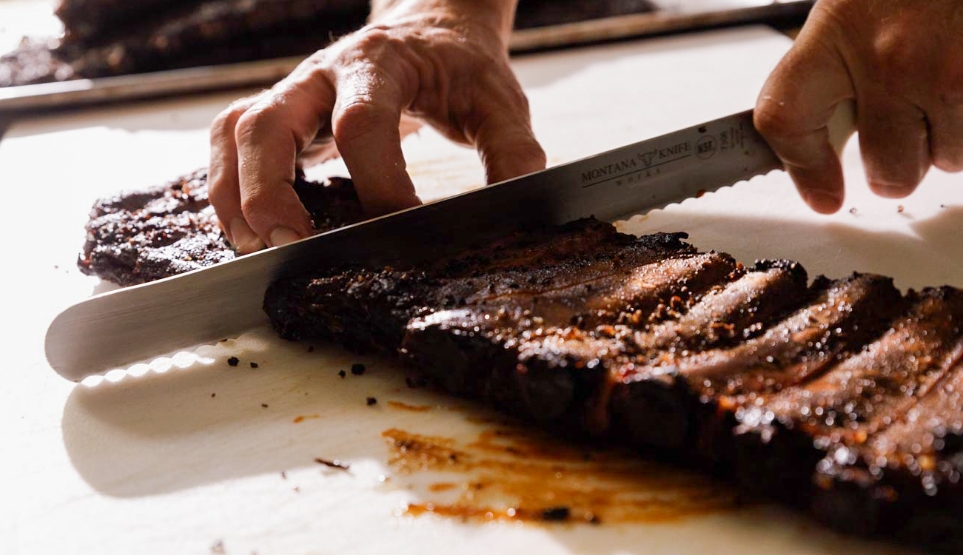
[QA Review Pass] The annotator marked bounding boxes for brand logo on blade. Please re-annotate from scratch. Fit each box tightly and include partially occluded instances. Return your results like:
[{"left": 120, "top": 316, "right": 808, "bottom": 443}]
[
  {"left": 697, "top": 136, "right": 717, "bottom": 159},
  {"left": 581, "top": 141, "right": 693, "bottom": 189}
]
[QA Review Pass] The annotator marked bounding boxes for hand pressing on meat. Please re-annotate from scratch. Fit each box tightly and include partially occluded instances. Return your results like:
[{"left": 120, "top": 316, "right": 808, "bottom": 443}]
[
  {"left": 208, "top": 0, "right": 545, "bottom": 254},
  {"left": 755, "top": 0, "right": 963, "bottom": 214}
]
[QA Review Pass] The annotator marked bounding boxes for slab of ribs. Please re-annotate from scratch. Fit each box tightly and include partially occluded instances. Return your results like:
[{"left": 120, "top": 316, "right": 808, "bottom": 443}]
[
  {"left": 80, "top": 171, "right": 963, "bottom": 553},
  {"left": 1, "top": 0, "right": 655, "bottom": 87}
]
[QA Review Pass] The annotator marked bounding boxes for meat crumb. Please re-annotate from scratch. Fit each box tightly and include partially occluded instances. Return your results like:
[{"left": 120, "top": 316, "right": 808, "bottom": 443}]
[
  {"left": 367, "top": 397, "right": 378, "bottom": 406},
  {"left": 315, "top": 458, "right": 351, "bottom": 472},
  {"left": 227, "top": 356, "right": 239, "bottom": 367},
  {"left": 897, "top": 205, "right": 905, "bottom": 213},
  {"left": 541, "top": 507, "right": 571, "bottom": 521},
  {"left": 250, "top": 362, "right": 259, "bottom": 369},
  {"left": 338, "top": 370, "right": 346, "bottom": 378},
  {"left": 351, "top": 363, "right": 366, "bottom": 376}
]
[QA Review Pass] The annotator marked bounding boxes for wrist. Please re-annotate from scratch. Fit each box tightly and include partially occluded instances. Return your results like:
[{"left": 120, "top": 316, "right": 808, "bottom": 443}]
[{"left": 370, "top": 0, "right": 518, "bottom": 46}]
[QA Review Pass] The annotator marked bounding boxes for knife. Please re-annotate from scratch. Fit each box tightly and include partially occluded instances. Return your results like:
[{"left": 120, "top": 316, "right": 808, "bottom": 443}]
[{"left": 45, "top": 103, "right": 855, "bottom": 381}]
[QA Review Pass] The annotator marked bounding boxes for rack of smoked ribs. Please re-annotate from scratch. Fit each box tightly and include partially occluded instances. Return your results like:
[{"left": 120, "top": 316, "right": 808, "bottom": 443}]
[
  {"left": 79, "top": 169, "right": 963, "bottom": 554},
  {"left": 0, "top": 0, "right": 657, "bottom": 88}
]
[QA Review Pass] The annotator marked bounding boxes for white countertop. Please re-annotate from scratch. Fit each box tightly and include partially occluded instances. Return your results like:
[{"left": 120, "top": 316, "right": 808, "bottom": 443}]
[{"left": 2, "top": 23, "right": 957, "bottom": 555}]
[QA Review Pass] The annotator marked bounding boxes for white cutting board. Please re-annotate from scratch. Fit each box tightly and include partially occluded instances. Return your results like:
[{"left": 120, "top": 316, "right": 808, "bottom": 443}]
[{"left": 3, "top": 25, "right": 959, "bottom": 555}]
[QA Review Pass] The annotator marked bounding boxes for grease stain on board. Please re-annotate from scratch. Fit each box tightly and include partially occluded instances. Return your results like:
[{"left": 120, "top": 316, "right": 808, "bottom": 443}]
[{"left": 381, "top": 421, "right": 744, "bottom": 526}]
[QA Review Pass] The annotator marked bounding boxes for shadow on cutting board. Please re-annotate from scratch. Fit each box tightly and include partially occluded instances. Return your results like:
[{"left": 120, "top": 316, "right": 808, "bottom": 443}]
[
  {"left": 59, "top": 328, "right": 914, "bottom": 555},
  {"left": 60, "top": 326, "right": 436, "bottom": 498}
]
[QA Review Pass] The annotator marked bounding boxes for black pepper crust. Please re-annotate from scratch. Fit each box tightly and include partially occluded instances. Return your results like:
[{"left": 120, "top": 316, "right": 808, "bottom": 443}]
[
  {"left": 2, "top": 0, "right": 368, "bottom": 87},
  {"left": 264, "top": 217, "right": 963, "bottom": 553},
  {"left": 3, "top": 0, "right": 655, "bottom": 88},
  {"left": 78, "top": 168, "right": 363, "bottom": 286}
]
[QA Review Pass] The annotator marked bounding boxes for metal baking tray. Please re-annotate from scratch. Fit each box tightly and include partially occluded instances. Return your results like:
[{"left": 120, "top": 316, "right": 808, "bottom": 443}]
[{"left": 0, "top": 0, "right": 812, "bottom": 114}]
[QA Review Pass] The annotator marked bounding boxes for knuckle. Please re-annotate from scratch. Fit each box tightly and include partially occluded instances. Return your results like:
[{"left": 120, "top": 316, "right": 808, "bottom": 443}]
[
  {"left": 754, "top": 100, "right": 797, "bottom": 141},
  {"left": 210, "top": 106, "right": 243, "bottom": 142},
  {"left": 872, "top": 32, "right": 921, "bottom": 94},
  {"left": 239, "top": 190, "right": 271, "bottom": 223},
  {"left": 351, "top": 26, "right": 396, "bottom": 55},
  {"left": 333, "top": 97, "right": 389, "bottom": 144},
  {"left": 234, "top": 104, "right": 278, "bottom": 143}
]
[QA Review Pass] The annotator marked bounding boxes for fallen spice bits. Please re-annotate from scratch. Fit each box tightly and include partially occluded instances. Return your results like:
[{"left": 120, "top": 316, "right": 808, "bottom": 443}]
[
  {"left": 338, "top": 370, "right": 346, "bottom": 378},
  {"left": 227, "top": 356, "right": 240, "bottom": 367},
  {"left": 367, "top": 397, "right": 378, "bottom": 406},
  {"left": 250, "top": 362, "right": 259, "bottom": 368},
  {"left": 541, "top": 507, "right": 571, "bottom": 521},
  {"left": 351, "top": 363, "right": 366, "bottom": 376}
]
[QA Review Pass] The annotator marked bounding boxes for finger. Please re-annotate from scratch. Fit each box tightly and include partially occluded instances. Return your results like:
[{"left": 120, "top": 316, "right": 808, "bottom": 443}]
[
  {"left": 208, "top": 93, "right": 264, "bottom": 250},
  {"left": 473, "top": 110, "right": 546, "bottom": 184},
  {"left": 331, "top": 69, "right": 421, "bottom": 217},
  {"left": 857, "top": 96, "right": 930, "bottom": 198},
  {"left": 754, "top": 23, "right": 855, "bottom": 214},
  {"left": 928, "top": 103, "right": 963, "bottom": 173},
  {"left": 467, "top": 76, "right": 546, "bottom": 184},
  {"left": 234, "top": 71, "right": 337, "bottom": 251}
]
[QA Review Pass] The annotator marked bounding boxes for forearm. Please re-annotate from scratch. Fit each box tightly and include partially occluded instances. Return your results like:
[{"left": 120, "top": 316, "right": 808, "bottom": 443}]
[{"left": 370, "top": 0, "right": 519, "bottom": 42}]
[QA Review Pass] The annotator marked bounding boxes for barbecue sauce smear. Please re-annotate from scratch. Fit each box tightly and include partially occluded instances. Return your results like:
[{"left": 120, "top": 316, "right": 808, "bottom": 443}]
[{"left": 382, "top": 418, "right": 743, "bottom": 525}]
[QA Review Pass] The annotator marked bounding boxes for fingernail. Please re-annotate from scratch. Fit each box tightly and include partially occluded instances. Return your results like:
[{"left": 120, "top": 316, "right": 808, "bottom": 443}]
[
  {"left": 803, "top": 190, "right": 842, "bottom": 214},
  {"left": 269, "top": 227, "right": 302, "bottom": 248},
  {"left": 230, "top": 217, "right": 265, "bottom": 254},
  {"left": 870, "top": 181, "right": 913, "bottom": 199}
]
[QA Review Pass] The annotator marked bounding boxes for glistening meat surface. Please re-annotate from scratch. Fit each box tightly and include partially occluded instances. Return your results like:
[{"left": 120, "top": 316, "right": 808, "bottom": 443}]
[{"left": 264, "top": 217, "right": 963, "bottom": 554}]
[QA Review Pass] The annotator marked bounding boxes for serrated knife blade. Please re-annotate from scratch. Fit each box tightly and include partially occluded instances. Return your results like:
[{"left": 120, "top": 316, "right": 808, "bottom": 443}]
[{"left": 45, "top": 108, "right": 785, "bottom": 381}]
